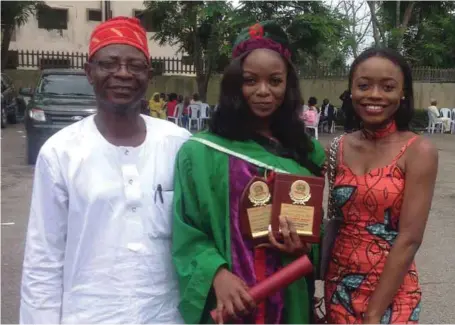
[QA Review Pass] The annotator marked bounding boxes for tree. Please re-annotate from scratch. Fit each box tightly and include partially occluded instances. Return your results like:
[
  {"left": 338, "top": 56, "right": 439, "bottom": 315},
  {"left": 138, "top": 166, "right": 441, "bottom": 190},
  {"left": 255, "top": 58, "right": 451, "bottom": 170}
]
[
  {"left": 143, "top": 0, "right": 347, "bottom": 97},
  {"left": 367, "top": 1, "right": 455, "bottom": 67},
  {"left": 233, "top": 1, "right": 348, "bottom": 66},
  {"left": 332, "top": 0, "right": 371, "bottom": 58},
  {"left": 367, "top": 1, "right": 455, "bottom": 50},
  {"left": 1, "top": 1, "right": 49, "bottom": 69},
  {"left": 142, "top": 1, "right": 234, "bottom": 101},
  {"left": 366, "top": 1, "right": 386, "bottom": 47},
  {"left": 401, "top": 5, "right": 455, "bottom": 67}
]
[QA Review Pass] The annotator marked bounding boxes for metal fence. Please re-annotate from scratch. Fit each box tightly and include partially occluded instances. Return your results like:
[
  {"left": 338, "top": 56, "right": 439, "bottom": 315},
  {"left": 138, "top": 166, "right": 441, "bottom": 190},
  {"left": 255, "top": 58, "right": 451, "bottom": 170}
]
[
  {"left": 5, "top": 49, "right": 455, "bottom": 82},
  {"left": 298, "top": 64, "right": 455, "bottom": 82}
]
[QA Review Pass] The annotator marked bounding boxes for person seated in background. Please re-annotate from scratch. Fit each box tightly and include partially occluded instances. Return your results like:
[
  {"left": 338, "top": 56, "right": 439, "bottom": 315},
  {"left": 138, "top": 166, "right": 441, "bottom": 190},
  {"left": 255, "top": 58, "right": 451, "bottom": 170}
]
[
  {"left": 180, "top": 96, "right": 191, "bottom": 128},
  {"left": 160, "top": 92, "right": 167, "bottom": 104},
  {"left": 190, "top": 93, "right": 203, "bottom": 106},
  {"left": 319, "top": 98, "right": 336, "bottom": 133},
  {"left": 149, "top": 92, "right": 166, "bottom": 119},
  {"left": 308, "top": 96, "right": 319, "bottom": 113},
  {"left": 166, "top": 93, "right": 179, "bottom": 119},
  {"left": 301, "top": 97, "right": 319, "bottom": 128},
  {"left": 427, "top": 99, "right": 451, "bottom": 133}
]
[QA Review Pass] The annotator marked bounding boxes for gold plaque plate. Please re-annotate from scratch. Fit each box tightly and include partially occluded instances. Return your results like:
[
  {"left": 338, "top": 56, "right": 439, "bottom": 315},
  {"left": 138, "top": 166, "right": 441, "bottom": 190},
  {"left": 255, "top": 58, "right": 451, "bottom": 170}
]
[
  {"left": 247, "top": 204, "right": 272, "bottom": 238},
  {"left": 280, "top": 203, "right": 314, "bottom": 235}
]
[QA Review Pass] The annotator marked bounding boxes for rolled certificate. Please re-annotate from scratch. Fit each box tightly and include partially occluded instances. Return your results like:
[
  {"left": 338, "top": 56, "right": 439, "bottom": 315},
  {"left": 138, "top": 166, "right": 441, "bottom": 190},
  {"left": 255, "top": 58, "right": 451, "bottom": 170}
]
[{"left": 210, "top": 255, "right": 313, "bottom": 323}]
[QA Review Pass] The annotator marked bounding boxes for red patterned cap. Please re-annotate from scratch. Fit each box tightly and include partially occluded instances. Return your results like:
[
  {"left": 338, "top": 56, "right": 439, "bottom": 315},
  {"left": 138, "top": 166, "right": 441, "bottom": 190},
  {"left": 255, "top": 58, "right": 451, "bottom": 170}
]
[{"left": 89, "top": 16, "right": 150, "bottom": 60}]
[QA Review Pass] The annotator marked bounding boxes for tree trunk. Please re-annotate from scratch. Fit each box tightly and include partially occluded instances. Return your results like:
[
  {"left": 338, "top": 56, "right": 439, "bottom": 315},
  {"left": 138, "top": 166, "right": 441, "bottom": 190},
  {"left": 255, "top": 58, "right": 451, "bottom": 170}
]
[
  {"left": 396, "top": 0, "right": 401, "bottom": 28},
  {"left": 367, "top": 1, "right": 386, "bottom": 46},
  {"left": 188, "top": 5, "right": 208, "bottom": 102},
  {"left": 192, "top": 43, "right": 207, "bottom": 101},
  {"left": 1, "top": 25, "right": 14, "bottom": 70},
  {"left": 196, "top": 75, "right": 207, "bottom": 102},
  {"left": 201, "top": 60, "right": 212, "bottom": 102},
  {"left": 396, "top": 1, "right": 415, "bottom": 52}
]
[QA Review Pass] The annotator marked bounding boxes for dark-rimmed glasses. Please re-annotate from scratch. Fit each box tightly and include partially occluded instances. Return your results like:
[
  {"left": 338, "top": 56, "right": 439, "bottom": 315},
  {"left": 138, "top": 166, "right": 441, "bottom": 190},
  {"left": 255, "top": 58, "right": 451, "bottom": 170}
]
[{"left": 90, "top": 59, "right": 149, "bottom": 75}]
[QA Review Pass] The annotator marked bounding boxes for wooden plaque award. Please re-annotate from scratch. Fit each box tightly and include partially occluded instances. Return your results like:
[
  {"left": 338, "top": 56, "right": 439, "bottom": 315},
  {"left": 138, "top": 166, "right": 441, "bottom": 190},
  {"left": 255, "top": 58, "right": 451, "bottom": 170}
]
[
  {"left": 271, "top": 173, "right": 325, "bottom": 243},
  {"left": 239, "top": 176, "right": 274, "bottom": 245}
]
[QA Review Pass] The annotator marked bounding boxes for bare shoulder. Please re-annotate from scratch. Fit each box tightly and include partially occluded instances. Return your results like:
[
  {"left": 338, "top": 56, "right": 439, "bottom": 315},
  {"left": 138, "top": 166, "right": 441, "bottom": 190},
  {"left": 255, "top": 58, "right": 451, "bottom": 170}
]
[
  {"left": 405, "top": 134, "right": 438, "bottom": 169},
  {"left": 407, "top": 134, "right": 438, "bottom": 160},
  {"left": 341, "top": 131, "right": 360, "bottom": 149}
]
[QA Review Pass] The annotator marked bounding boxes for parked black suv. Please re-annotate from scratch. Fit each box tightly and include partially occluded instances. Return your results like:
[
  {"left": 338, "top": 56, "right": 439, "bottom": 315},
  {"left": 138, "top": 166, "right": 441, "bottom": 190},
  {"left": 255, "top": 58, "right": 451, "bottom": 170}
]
[
  {"left": 21, "top": 69, "right": 97, "bottom": 165},
  {"left": 1, "top": 73, "right": 26, "bottom": 128}
]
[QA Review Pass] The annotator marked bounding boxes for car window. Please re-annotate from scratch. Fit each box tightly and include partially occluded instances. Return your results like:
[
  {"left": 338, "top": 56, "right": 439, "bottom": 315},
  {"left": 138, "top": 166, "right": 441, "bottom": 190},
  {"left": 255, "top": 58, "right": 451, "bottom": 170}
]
[{"left": 36, "top": 74, "right": 95, "bottom": 97}]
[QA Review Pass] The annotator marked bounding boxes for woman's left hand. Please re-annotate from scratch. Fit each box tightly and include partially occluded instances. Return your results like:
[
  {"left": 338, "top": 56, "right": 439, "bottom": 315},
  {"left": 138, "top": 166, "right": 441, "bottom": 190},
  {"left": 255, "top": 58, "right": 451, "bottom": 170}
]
[{"left": 268, "top": 216, "right": 310, "bottom": 256}]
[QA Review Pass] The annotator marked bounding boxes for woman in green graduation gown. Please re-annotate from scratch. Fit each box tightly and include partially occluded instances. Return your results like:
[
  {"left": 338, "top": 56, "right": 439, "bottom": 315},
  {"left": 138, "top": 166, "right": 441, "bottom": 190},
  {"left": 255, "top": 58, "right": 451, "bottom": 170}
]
[{"left": 172, "top": 21, "right": 326, "bottom": 324}]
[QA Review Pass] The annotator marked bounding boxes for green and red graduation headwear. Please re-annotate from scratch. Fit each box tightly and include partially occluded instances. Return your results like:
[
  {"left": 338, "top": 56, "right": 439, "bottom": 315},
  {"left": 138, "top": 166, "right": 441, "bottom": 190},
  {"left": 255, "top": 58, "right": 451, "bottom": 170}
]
[{"left": 232, "top": 20, "right": 292, "bottom": 60}]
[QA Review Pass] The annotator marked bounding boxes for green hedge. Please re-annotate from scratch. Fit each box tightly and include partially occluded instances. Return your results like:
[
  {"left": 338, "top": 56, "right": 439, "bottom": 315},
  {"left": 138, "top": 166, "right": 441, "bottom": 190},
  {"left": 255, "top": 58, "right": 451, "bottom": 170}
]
[{"left": 410, "top": 109, "right": 428, "bottom": 130}]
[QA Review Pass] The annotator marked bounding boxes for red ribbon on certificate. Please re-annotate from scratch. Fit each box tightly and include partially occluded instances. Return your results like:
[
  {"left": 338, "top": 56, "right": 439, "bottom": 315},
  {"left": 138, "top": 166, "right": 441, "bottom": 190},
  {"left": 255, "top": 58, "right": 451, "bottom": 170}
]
[{"left": 210, "top": 255, "right": 314, "bottom": 323}]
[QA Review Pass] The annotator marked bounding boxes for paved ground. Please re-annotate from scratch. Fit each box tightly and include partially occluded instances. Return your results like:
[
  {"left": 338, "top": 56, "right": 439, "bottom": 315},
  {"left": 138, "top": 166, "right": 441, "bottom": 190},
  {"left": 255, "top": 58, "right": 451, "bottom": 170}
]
[{"left": 1, "top": 123, "right": 454, "bottom": 323}]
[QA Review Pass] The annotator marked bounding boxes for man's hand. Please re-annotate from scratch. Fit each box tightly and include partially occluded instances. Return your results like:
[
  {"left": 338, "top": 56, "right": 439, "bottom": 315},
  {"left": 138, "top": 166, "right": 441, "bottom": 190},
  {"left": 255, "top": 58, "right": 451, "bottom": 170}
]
[{"left": 212, "top": 268, "right": 256, "bottom": 324}]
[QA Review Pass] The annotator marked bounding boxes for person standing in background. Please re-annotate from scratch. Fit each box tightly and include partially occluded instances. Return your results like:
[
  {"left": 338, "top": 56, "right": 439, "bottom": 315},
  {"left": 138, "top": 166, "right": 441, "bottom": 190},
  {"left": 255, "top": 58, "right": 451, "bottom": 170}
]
[
  {"left": 320, "top": 98, "right": 336, "bottom": 133},
  {"left": 340, "top": 89, "right": 359, "bottom": 133}
]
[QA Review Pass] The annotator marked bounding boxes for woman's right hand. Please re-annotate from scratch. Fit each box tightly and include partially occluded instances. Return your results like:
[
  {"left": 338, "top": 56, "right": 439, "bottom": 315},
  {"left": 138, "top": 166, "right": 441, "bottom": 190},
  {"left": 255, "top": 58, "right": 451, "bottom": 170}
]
[{"left": 212, "top": 268, "right": 256, "bottom": 323}]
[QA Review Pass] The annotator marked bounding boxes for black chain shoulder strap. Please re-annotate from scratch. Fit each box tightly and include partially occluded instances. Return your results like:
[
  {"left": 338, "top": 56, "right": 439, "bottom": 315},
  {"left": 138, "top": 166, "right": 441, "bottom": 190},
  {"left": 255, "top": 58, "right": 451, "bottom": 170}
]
[{"left": 326, "top": 135, "right": 343, "bottom": 221}]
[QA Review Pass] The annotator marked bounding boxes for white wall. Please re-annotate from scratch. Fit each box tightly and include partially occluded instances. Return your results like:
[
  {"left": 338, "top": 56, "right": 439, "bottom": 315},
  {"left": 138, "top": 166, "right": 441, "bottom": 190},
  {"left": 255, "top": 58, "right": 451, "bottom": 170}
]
[{"left": 9, "top": 1, "right": 181, "bottom": 58}]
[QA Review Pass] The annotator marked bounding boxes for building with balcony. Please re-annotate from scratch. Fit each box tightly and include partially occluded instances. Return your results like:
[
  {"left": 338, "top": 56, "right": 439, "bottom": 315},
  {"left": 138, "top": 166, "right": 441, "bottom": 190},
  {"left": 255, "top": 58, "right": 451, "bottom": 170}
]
[{"left": 8, "top": 0, "right": 180, "bottom": 58}]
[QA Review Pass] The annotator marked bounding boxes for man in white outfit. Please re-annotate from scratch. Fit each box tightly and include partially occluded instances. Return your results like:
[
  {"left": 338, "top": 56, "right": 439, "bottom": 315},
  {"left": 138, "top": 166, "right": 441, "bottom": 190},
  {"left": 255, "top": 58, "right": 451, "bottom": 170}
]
[
  {"left": 20, "top": 16, "right": 190, "bottom": 324},
  {"left": 427, "top": 98, "right": 451, "bottom": 133}
]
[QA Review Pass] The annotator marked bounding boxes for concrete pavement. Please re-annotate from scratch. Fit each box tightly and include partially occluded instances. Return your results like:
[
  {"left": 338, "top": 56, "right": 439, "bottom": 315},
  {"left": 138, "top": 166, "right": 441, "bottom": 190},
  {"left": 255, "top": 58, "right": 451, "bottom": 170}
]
[{"left": 1, "top": 123, "right": 454, "bottom": 323}]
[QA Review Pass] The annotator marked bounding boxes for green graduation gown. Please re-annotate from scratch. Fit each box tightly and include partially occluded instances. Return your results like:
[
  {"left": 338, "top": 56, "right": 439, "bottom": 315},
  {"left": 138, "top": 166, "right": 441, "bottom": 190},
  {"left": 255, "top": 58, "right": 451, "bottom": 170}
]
[{"left": 172, "top": 131, "right": 326, "bottom": 324}]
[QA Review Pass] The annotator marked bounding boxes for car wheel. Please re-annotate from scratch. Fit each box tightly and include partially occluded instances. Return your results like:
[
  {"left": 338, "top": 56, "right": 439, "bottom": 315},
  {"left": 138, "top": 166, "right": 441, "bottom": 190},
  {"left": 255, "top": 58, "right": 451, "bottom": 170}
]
[
  {"left": 7, "top": 110, "right": 17, "bottom": 124},
  {"left": 27, "top": 136, "right": 39, "bottom": 165},
  {"left": 1, "top": 107, "right": 7, "bottom": 129},
  {"left": 16, "top": 98, "right": 26, "bottom": 121},
  {"left": 7, "top": 102, "right": 18, "bottom": 124}
]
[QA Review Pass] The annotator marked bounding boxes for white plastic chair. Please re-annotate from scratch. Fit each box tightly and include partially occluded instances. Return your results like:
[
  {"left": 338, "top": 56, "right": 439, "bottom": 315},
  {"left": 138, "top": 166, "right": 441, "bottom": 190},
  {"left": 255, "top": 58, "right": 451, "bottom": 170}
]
[
  {"left": 440, "top": 108, "right": 451, "bottom": 118},
  {"left": 439, "top": 108, "right": 455, "bottom": 133},
  {"left": 199, "top": 103, "right": 210, "bottom": 130},
  {"left": 188, "top": 104, "right": 201, "bottom": 131},
  {"left": 427, "top": 111, "right": 443, "bottom": 134},
  {"left": 167, "top": 103, "right": 182, "bottom": 125},
  {"left": 451, "top": 108, "right": 455, "bottom": 134},
  {"left": 306, "top": 112, "right": 320, "bottom": 139}
]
